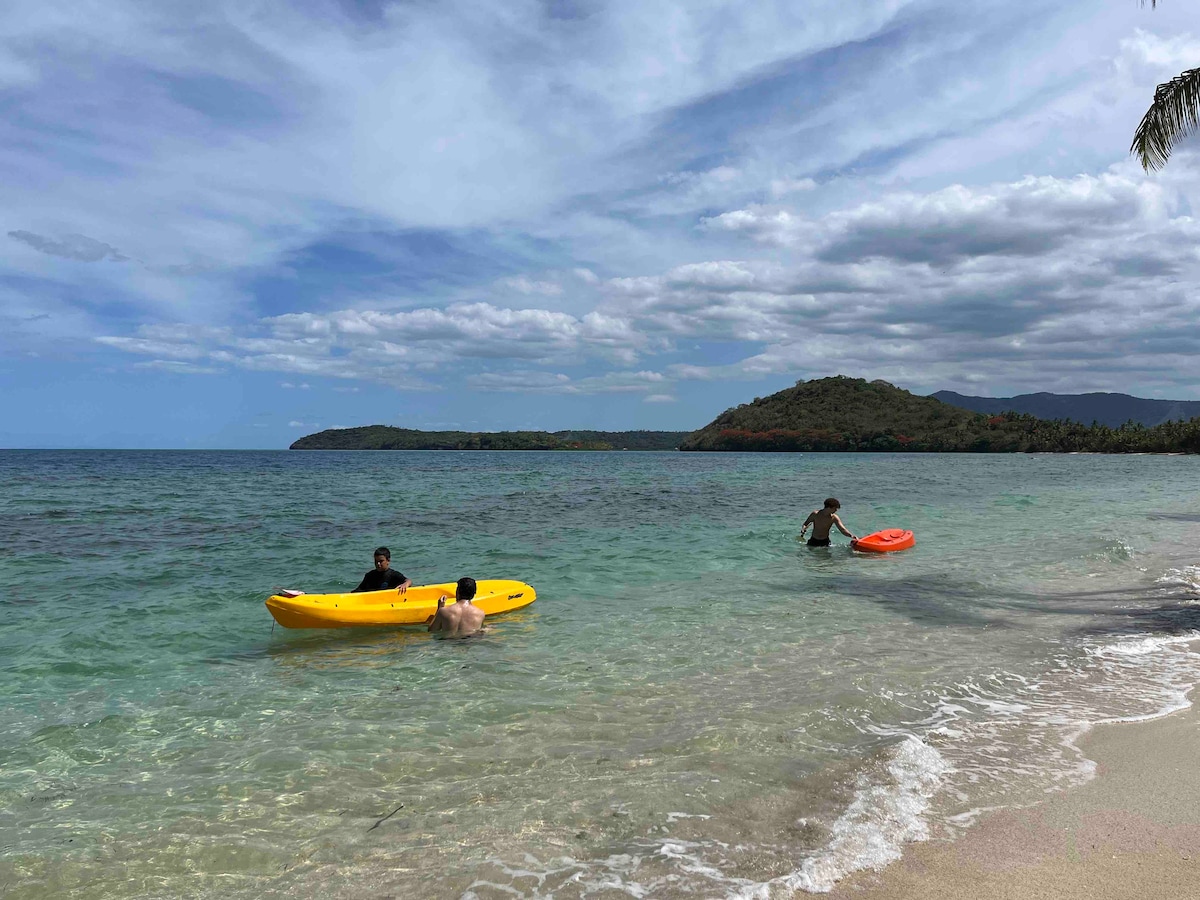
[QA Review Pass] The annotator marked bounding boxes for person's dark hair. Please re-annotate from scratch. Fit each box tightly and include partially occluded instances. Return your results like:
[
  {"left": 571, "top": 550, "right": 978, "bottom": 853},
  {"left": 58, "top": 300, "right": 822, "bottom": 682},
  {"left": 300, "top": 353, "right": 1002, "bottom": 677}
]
[
  {"left": 456, "top": 577, "right": 477, "bottom": 601},
  {"left": 823, "top": 498, "right": 840, "bottom": 509},
  {"left": 374, "top": 547, "right": 391, "bottom": 560}
]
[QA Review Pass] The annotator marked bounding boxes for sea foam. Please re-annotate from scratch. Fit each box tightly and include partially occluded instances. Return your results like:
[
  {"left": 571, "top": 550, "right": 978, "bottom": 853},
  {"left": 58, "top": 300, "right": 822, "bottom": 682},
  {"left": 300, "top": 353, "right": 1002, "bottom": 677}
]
[{"left": 734, "top": 737, "right": 950, "bottom": 897}]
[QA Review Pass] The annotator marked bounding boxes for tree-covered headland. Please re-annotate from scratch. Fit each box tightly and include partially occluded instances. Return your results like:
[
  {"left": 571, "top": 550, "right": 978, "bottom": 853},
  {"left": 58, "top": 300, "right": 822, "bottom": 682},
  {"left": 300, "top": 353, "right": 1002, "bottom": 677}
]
[
  {"left": 679, "top": 377, "right": 1200, "bottom": 453},
  {"left": 291, "top": 426, "right": 689, "bottom": 451}
]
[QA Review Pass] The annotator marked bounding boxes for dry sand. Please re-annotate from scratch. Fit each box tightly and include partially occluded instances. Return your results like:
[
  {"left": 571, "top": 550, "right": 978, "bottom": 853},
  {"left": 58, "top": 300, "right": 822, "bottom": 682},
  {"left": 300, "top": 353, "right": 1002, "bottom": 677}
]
[{"left": 829, "top": 701, "right": 1200, "bottom": 899}]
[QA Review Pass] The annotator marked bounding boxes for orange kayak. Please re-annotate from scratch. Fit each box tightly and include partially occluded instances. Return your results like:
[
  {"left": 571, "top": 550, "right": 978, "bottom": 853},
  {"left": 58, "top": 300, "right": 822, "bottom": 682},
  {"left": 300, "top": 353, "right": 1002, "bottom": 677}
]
[{"left": 852, "top": 529, "right": 915, "bottom": 553}]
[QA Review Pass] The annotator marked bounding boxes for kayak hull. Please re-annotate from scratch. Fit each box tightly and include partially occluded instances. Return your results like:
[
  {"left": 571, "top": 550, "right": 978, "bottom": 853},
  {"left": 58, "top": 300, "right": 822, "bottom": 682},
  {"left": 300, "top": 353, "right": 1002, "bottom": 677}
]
[
  {"left": 265, "top": 579, "right": 536, "bottom": 629},
  {"left": 852, "top": 529, "right": 915, "bottom": 553}
]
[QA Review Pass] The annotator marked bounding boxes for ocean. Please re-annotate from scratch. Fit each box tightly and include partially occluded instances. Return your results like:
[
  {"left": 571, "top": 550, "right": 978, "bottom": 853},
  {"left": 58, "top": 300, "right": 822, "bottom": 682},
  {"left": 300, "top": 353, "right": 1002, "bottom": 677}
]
[{"left": 2, "top": 449, "right": 1199, "bottom": 898}]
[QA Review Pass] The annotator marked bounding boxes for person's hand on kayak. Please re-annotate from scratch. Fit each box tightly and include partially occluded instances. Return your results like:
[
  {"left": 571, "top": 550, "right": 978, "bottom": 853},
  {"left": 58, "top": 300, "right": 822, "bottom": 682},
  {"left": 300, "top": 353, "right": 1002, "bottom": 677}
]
[{"left": 437, "top": 595, "right": 446, "bottom": 608}]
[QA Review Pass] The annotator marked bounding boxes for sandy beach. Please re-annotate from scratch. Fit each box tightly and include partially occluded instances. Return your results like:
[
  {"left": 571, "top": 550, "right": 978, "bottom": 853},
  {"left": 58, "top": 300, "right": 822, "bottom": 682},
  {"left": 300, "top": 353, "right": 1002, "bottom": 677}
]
[{"left": 830, "top": 697, "right": 1200, "bottom": 899}]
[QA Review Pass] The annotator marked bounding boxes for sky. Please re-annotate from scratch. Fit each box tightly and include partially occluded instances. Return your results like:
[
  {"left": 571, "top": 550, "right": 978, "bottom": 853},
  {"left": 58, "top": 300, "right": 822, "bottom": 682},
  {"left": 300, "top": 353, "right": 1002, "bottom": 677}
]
[{"left": 2, "top": 0, "right": 1199, "bottom": 448}]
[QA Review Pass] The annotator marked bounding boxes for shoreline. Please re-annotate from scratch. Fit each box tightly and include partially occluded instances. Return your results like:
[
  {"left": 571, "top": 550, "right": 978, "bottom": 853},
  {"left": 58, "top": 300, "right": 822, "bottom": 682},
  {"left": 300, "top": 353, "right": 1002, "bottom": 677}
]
[{"left": 828, "top": 693, "right": 1200, "bottom": 899}]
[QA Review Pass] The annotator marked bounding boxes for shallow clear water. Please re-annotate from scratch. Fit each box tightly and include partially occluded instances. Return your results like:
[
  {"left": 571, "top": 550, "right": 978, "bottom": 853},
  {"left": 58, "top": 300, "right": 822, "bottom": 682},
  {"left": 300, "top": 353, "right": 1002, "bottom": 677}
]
[{"left": 2, "top": 450, "right": 1200, "bottom": 898}]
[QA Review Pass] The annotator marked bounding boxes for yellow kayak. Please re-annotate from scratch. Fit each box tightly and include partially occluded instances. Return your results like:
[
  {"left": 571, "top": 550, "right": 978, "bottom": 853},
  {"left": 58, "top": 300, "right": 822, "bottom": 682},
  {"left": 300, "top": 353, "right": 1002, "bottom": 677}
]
[{"left": 265, "top": 579, "right": 536, "bottom": 629}]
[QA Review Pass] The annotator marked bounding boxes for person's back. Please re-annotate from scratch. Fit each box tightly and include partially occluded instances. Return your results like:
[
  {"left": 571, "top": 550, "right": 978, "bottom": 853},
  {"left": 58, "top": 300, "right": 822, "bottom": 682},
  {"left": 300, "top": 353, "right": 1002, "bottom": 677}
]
[
  {"left": 807, "top": 507, "right": 838, "bottom": 540},
  {"left": 428, "top": 577, "right": 485, "bottom": 637}
]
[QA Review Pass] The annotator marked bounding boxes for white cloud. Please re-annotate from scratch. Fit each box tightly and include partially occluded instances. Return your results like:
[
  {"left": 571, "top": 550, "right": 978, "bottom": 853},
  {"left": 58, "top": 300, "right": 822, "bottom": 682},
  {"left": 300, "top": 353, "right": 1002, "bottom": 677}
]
[
  {"left": 709, "top": 169, "right": 1181, "bottom": 264},
  {"left": 769, "top": 177, "right": 817, "bottom": 197},
  {"left": 496, "top": 275, "right": 564, "bottom": 296},
  {"left": 702, "top": 208, "right": 815, "bottom": 247},
  {"left": 132, "top": 359, "right": 222, "bottom": 375},
  {"left": 468, "top": 369, "right": 666, "bottom": 395},
  {"left": 1117, "top": 28, "right": 1200, "bottom": 74}
]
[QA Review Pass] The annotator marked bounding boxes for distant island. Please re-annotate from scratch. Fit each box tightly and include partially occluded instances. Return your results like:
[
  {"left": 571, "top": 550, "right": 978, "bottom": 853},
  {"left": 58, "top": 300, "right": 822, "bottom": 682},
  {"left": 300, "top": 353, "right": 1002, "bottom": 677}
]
[
  {"left": 291, "top": 377, "right": 1200, "bottom": 453},
  {"left": 680, "top": 377, "right": 1200, "bottom": 453},
  {"left": 291, "top": 426, "right": 689, "bottom": 451}
]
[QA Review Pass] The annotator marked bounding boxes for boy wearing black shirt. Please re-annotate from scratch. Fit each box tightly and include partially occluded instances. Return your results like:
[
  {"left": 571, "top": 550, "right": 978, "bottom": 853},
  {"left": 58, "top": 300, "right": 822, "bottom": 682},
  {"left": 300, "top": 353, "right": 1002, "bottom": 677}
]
[{"left": 352, "top": 546, "right": 413, "bottom": 593}]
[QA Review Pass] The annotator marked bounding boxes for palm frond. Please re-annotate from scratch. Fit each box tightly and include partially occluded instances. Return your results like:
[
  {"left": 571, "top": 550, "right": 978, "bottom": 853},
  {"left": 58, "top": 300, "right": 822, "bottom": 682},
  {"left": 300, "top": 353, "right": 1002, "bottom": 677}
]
[{"left": 1131, "top": 67, "right": 1200, "bottom": 170}]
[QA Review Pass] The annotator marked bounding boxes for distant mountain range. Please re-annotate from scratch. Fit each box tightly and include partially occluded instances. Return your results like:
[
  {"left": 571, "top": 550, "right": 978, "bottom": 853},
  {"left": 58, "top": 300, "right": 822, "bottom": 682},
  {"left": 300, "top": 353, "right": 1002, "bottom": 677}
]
[{"left": 930, "top": 391, "right": 1200, "bottom": 428}]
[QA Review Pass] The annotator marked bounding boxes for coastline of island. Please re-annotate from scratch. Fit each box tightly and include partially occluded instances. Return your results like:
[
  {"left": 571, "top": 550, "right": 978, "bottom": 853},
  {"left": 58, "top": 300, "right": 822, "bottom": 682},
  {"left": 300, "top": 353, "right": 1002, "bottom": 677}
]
[
  {"left": 289, "top": 426, "right": 690, "bottom": 451},
  {"left": 291, "top": 377, "right": 1200, "bottom": 453}
]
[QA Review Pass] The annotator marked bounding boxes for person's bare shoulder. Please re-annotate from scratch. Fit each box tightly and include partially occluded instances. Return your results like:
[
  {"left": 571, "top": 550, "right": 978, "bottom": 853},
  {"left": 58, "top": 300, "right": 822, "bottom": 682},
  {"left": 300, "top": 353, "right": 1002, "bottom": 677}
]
[{"left": 430, "top": 605, "right": 460, "bottom": 632}]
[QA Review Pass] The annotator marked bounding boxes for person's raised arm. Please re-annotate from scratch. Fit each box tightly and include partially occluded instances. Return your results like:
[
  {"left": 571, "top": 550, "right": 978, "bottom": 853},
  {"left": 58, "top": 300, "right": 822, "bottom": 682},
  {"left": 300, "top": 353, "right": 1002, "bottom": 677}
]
[{"left": 428, "top": 596, "right": 447, "bottom": 632}]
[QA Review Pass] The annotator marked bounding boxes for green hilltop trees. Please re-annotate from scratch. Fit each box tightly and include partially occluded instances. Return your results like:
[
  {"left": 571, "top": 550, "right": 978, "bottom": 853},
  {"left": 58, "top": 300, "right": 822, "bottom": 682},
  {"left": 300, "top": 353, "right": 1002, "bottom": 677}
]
[
  {"left": 290, "top": 426, "right": 689, "bottom": 451},
  {"left": 679, "top": 376, "right": 1200, "bottom": 453}
]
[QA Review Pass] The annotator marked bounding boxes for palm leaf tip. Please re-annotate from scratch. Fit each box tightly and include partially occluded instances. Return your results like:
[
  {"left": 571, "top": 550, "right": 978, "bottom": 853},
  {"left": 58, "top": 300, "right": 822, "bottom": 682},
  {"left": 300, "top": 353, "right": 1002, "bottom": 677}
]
[{"left": 1131, "top": 67, "right": 1200, "bottom": 171}]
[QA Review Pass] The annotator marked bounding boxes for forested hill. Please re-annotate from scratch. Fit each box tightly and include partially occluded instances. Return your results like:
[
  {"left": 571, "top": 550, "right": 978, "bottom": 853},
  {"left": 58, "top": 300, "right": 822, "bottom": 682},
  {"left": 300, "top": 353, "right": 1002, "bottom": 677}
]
[
  {"left": 290, "top": 426, "right": 688, "bottom": 451},
  {"left": 931, "top": 390, "right": 1200, "bottom": 428},
  {"left": 681, "top": 377, "right": 978, "bottom": 451},
  {"left": 679, "top": 376, "right": 1200, "bottom": 453}
]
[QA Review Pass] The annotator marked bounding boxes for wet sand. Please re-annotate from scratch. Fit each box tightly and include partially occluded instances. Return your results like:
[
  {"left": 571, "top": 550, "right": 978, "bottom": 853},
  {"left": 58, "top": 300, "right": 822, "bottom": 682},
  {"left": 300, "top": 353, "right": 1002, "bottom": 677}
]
[{"left": 830, "top": 700, "right": 1200, "bottom": 899}]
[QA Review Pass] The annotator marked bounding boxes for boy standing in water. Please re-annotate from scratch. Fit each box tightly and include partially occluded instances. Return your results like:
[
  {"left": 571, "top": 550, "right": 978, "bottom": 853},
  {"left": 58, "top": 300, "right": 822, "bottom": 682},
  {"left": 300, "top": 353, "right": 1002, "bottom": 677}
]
[{"left": 800, "top": 498, "right": 858, "bottom": 547}]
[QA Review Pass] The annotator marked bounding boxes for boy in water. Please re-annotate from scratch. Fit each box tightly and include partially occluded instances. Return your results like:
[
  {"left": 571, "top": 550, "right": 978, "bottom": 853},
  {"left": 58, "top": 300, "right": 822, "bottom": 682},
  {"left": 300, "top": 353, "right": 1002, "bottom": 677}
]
[
  {"left": 351, "top": 546, "right": 412, "bottom": 594},
  {"left": 800, "top": 498, "right": 858, "bottom": 547},
  {"left": 428, "top": 577, "right": 485, "bottom": 637}
]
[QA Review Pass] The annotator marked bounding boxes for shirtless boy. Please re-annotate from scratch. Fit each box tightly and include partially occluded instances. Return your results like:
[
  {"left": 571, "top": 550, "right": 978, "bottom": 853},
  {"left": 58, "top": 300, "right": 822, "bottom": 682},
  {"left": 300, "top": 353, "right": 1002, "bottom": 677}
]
[
  {"left": 427, "top": 577, "right": 485, "bottom": 637},
  {"left": 800, "top": 498, "right": 858, "bottom": 547}
]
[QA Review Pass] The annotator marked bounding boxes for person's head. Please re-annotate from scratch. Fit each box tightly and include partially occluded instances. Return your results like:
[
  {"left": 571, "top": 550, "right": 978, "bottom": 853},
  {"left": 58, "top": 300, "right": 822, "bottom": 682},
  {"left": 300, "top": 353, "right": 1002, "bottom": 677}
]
[
  {"left": 823, "top": 498, "right": 841, "bottom": 510},
  {"left": 456, "top": 577, "right": 477, "bottom": 602},
  {"left": 373, "top": 547, "right": 391, "bottom": 570}
]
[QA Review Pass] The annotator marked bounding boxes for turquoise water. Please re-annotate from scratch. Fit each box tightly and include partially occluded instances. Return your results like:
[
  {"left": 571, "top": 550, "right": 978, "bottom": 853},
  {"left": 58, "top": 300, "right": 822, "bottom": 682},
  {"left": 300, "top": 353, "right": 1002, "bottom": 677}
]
[{"left": 3, "top": 450, "right": 1200, "bottom": 898}]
